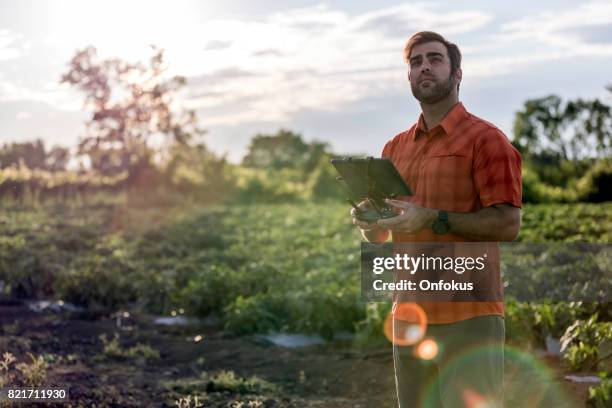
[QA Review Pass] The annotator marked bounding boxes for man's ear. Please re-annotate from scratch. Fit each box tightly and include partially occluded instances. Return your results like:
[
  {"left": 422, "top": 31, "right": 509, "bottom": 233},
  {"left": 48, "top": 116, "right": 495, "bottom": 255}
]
[{"left": 455, "top": 67, "right": 462, "bottom": 83}]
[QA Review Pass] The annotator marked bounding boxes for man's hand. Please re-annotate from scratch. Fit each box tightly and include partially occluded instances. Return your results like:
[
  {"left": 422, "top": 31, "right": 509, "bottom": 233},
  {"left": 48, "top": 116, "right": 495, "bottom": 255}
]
[
  {"left": 377, "top": 200, "right": 521, "bottom": 241},
  {"left": 351, "top": 199, "right": 390, "bottom": 243},
  {"left": 376, "top": 199, "right": 437, "bottom": 234},
  {"left": 351, "top": 199, "right": 378, "bottom": 231}
]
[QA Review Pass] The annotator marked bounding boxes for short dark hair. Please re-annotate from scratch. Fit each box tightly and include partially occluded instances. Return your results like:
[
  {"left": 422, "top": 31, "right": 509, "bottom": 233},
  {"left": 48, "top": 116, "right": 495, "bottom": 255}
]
[{"left": 404, "top": 31, "right": 462, "bottom": 75}]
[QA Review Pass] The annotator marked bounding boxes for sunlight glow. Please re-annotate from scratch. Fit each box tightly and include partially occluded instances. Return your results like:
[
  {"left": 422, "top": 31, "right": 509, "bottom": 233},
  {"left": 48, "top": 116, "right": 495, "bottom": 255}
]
[
  {"left": 384, "top": 303, "right": 427, "bottom": 346},
  {"left": 416, "top": 338, "right": 438, "bottom": 360},
  {"left": 462, "top": 388, "right": 496, "bottom": 408}
]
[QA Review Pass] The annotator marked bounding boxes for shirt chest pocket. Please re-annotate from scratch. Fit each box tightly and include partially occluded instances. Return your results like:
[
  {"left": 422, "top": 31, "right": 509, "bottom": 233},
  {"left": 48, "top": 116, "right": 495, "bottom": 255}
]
[{"left": 422, "top": 154, "right": 476, "bottom": 208}]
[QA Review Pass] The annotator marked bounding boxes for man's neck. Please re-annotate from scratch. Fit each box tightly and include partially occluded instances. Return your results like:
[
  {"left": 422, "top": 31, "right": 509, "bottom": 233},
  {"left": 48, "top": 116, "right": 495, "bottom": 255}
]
[{"left": 420, "top": 95, "right": 459, "bottom": 130}]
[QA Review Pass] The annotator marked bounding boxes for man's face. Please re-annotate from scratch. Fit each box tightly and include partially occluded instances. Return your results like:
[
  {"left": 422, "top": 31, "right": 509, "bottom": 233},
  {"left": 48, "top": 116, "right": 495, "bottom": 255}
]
[{"left": 407, "top": 41, "right": 460, "bottom": 104}]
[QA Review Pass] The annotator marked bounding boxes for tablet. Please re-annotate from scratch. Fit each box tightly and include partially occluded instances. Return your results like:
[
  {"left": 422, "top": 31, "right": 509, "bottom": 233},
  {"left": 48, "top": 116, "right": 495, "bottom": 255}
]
[{"left": 330, "top": 157, "right": 412, "bottom": 203}]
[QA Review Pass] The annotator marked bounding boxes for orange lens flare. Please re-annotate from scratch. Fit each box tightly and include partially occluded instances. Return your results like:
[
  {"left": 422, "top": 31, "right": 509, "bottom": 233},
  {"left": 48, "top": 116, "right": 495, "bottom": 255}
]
[
  {"left": 462, "top": 388, "right": 496, "bottom": 408},
  {"left": 383, "top": 303, "right": 427, "bottom": 346},
  {"left": 416, "top": 338, "right": 438, "bottom": 360}
]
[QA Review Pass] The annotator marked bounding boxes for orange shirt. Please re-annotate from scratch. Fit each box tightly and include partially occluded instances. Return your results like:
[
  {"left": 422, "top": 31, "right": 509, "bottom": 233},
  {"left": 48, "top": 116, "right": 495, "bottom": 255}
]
[{"left": 382, "top": 102, "right": 522, "bottom": 324}]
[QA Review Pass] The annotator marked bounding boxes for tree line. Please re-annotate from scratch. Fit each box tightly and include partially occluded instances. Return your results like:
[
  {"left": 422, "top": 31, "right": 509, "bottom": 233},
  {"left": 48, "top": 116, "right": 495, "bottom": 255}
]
[{"left": 0, "top": 46, "right": 610, "bottom": 204}]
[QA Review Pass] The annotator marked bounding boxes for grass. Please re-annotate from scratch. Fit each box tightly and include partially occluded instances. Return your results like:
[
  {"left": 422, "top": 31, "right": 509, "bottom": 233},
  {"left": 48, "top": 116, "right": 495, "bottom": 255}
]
[
  {"left": 164, "top": 369, "right": 277, "bottom": 395},
  {"left": 98, "top": 333, "right": 160, "bottom": 361}
]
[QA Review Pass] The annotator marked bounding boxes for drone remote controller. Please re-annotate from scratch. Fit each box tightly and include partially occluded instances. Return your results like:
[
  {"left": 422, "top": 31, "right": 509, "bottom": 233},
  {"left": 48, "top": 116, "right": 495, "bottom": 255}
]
[{"left": 348, "top": 198, "right": 397, "bottom": 223}]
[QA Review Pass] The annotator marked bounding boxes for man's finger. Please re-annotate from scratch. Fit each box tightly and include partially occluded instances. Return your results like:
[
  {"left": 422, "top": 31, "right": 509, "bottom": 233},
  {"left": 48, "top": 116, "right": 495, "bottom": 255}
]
[
  {"left": 385, "top": 199, "right": 411, "bottom": 209},
  {"left": 377, "top": 214, "right": 405, "bottom": 228}
]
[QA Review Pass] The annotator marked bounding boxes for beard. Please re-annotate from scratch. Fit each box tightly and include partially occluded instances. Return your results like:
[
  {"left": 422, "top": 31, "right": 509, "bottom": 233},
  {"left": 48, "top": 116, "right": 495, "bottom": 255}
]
[{"left": 411, "top": 74, "right": 455, "bottom": 104}]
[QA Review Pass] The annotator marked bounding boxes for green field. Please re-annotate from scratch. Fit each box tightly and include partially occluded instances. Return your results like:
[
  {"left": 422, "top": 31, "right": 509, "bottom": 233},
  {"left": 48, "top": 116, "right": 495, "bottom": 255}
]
[
  {"left": 1, "top": 201, "right": 611, "bottom": 405},
  {"left": 1, "top": 202, "right": 609, "bottom": 334}
]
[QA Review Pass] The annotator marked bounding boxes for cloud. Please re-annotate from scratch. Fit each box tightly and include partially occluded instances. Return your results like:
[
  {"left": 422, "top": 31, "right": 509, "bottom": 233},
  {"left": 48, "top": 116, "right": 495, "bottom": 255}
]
[
  {"left": 6, "top": 1, "right": 611, "bottom": 131},
  {"left": 355, "top": 3, "right": 492, "bottom": 38},
  {"left": 0, "top": 2, "right": 495, "bottom": 124},
  {"left": 0, "top": 77, "right": 82, "bottom": 111},
  {"left": 0, "top": 28, "right": 27, "bottom": 61},
  {"left": 176, "top": 3, "right": 492, "bottom": 124},
  {"left": 252, "top": 49, "right": 285, "bottom": 57},
  {"left": 499, "top": 1, "right": 612, "bottom": 53},
  {"left": 203, "top": 40, "right": 232, "bottom": 51},
  {"left": 189, "top": 68, "right": 258, "bottom": 86},
  {"left": 16, "top": 111, "right": 31, "bottom": 120},
  {"left": 565, "top": 23, "right": 612, "bottom": 45},
  {"left": 454, "top": 1, "right": 612, "bottom": 82},
  {"left": 0, "top": 100, "right": 87, "bottom": 147}
]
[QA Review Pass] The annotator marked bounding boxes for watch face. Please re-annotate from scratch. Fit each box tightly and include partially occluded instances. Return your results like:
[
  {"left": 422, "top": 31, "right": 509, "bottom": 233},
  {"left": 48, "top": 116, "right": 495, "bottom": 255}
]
[{"left": 433, "top": 220, "right": 449, "bottom": 235}]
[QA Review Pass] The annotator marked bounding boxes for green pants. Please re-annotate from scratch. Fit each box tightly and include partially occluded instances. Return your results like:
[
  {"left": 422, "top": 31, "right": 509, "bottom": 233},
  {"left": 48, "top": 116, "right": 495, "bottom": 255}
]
[{"left": 393, "top": 315, "right": 505, "bottom": 408}]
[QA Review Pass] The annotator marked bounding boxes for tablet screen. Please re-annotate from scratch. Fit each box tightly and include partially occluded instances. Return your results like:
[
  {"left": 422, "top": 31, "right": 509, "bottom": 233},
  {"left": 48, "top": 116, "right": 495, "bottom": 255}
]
[{"left": 331, "top": 157, "right": 412, "bottom": 202}]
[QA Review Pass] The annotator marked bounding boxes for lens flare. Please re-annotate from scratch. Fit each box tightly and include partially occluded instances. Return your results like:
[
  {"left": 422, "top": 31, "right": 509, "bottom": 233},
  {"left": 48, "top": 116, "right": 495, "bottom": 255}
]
[
  {"left": 420, "top": 345, "right": 573, "bottom": 408},
  {"left": 463, "top": 388, "right": 496, "bottom": 408},
  {"left": 416, "top": 338, "right": 439, "bottom": 360},
  {"left": 383, "top": 303, "right": 427, "bottom": 346}
]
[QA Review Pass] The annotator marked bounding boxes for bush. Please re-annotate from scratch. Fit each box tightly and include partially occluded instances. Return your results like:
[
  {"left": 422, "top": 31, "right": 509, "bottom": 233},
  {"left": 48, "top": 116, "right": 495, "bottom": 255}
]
[
  {"left": 305, "top": 156, "right": 345, "bottom": 201},
  {"left": 576, "top": 159, "right": 612, "bottom": 203},
  {"left": 232, "top": 168, "right": 305, "bottom": 204},
  {"left": 521, "top": 159, "right": 612, "bottom": 204},
  {"left": 353, "top": 302, "right": 392, "bottom": 348},
  {"left": 588, "top": 374, "right": 611, "bottom": 408},
  {"left": 57, "top": 235, "right": 138, "bottom": 309},
  {"left": 521, "top": 166, "right": 575, "bottom": 203},
  {"left": 560, "top": 314, "right": 612, "bottom": 371},
  {"left": 505, "top": 301, "right": 599, "bottom": 348},
  {"left": 518, "top": 203, "right": 612, "bottom": 242}
]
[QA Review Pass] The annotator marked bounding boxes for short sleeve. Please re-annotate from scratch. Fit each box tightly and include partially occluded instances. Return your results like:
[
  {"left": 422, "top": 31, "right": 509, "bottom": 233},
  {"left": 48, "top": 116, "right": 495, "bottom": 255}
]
[
  {"left": 381, "top": 136, "right": 397, "bottom": 159},
  {"left": 473, "top": 129, "right": 522, "bottom": 208}
]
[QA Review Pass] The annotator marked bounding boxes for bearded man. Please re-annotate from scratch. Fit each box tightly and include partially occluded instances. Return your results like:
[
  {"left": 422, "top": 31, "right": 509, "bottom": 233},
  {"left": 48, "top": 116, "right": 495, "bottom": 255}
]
[{"left": 352, "top": 31, "right": 522, "bottom": 407}]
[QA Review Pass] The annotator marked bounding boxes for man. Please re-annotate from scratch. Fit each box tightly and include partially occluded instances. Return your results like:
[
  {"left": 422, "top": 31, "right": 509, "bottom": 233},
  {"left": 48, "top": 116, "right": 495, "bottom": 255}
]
[{"left": 352, "top": 32, "right": 522, "bottom": 407}]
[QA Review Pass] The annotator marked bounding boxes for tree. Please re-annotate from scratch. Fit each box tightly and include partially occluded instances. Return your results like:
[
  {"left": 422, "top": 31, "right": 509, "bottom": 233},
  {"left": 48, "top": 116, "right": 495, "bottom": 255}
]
[
  {"left": 242, "top": 129, "right": 329, "bottom": 174},
  {"left": 513, "top": 94, "right": 611, "bottom": 161},
  {"left": 61, "top": 46, "right": 205, "bottom": 180},
  {"left": 45, "top": 146, "right": 70, "bottom": 172},
  {"left": 0, "top": 139, "right": 45, "bottom": 169},
  {"left": 0, "top": 139, "right": 69, "bottom": 171}
]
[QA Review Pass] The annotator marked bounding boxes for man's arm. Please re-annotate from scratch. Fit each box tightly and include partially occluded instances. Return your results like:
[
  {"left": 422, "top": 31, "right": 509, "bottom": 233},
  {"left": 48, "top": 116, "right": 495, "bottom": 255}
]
[
  {"left": 446, "top": 204, "right": 521, "bottom": 241},
  {"left": 377, "top": 199, "right": 521, "bottom": 242}
]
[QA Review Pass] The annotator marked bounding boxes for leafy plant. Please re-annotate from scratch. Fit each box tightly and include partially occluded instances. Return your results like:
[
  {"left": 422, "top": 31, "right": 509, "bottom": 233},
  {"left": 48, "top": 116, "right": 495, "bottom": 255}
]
[
  {"left": 560, "top": 315, "right": 612, "bottom": 371},
  {"left": 587, "top": 374, "right": 611, "bottom": 408},
  {"left": 174, "top": 394, "right": 205, "bottom": 408},
  {"left": 165, "top": 370, "right": 276, "bottom": 396},
  {"left": 15, "top": 353, "right": 48, "bottom": 387},
  {"left": 0, "top": 352, "right": 17, "bottom": 387},
  {"left": 99, "top": 333, "right": 160, "bottom": 361},
  {"left": 353, "top": 302, "right": 392, "bottom": 348},
  {"left": 1, "top": 201, "right": 609, "bottom": 354},
  {"left": 207, "top": 370, "right": 276, "bottom": 394}
]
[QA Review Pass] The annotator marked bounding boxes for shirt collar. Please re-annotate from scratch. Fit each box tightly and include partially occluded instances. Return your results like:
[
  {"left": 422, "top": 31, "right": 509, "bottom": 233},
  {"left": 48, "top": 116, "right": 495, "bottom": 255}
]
[{"left": 414, "top": 102, "right": 468, "bottom": 140}]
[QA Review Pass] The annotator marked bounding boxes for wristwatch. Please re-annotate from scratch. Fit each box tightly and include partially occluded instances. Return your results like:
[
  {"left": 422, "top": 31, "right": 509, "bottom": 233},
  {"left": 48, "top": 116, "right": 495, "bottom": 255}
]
[{"left": 432, "top": 210, "right": 450, "bottom": 235}]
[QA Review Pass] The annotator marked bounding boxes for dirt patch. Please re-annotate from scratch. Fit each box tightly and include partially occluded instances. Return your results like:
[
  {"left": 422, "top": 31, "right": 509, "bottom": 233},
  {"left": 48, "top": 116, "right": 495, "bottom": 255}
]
[
  {"left": 0, "top": 304, "right": 590, "bottom": 407},
  {"left": 0, "top": 304, "right": 395, "bottom": 407}
]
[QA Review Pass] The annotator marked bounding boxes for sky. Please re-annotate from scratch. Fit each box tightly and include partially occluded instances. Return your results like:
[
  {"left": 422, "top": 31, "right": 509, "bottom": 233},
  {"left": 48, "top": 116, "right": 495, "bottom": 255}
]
[{"left": 0, "top": 0, "right": 611, "bottom": 162}]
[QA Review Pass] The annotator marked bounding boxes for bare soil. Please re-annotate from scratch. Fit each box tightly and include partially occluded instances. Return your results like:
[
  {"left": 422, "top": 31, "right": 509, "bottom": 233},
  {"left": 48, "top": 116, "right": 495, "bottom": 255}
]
[{"left": 0, "top": 303, "right": 590, "bottom": 407}]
